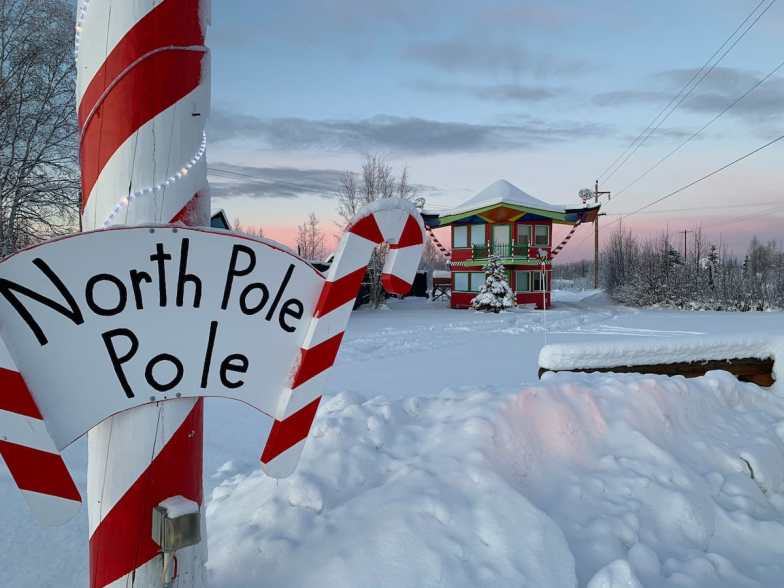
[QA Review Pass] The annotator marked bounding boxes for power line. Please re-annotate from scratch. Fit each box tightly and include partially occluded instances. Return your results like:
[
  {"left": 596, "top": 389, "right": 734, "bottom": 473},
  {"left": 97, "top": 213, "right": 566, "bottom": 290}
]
[
  {"left": 598, "top": 0, "right": 775, "bottom": 183},
  {"left": 605, "top": 200, "right": 782, "bottom": 216},
  {"left": 613, "top": 57, "right": 784, "bottom": 200},
  {"left": 604, "top": 0, "right": 777, "bottom": 183},
  {"left": 700, "top": 202, "right": 782, "bottom": 230},
  {"left": 571, "top": 134, "right": 784, "bottom": 251},
  {"left": 619, "top": 133, "right": 784, "bottom": 221}
]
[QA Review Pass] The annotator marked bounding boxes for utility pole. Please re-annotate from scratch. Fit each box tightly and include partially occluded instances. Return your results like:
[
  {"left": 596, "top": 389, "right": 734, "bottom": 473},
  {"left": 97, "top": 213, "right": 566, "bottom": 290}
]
[
  {"left": 679, "top": 229, "right": 694, "bottom": 261},
  {"left": 593, "top": 180, "right": 611, "bottom": 289}
]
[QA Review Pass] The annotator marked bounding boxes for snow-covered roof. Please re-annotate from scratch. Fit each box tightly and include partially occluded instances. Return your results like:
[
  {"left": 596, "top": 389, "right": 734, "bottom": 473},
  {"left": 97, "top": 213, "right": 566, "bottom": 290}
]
[{"left": 438, "top": 180, "right": 568, "bottom": 217}]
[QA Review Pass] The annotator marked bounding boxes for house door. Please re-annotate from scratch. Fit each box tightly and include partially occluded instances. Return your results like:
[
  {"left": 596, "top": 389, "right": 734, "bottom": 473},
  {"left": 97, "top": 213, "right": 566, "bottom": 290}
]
[{"left": 492, "top": 224, "right": 510, "bottom": 257}]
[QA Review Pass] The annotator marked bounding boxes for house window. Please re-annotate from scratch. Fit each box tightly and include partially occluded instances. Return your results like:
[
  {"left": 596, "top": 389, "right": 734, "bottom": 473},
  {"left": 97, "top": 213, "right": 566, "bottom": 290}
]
[
  {"left": 534, "top": 225, "right": 550, "bottom": 247},
  {"left": 469, "top": 272, "right": 484, "bottom": 292},
  {"left": 454, "top": 271, "right": 485, "bottom": 292},
  {"left": 515, "top": 271, "right": 531, "bottom": 292},
  {"left": 532, "top": 271, "right": 547, "bottom": 291},
  {"left": 516, "top": 224, "right": 531, "bottom": 247},
  {"left": 453, "top": 225, "right": 468, "bottom": 248},
  {"left": 470, "top": 224, "right": 486, "bottom": 247},
  {"left": 515, "top": 270, "right": 548, "bottom": 292},
  {"left": 454, "top": 272, "right": 469, "bottom": 291}
]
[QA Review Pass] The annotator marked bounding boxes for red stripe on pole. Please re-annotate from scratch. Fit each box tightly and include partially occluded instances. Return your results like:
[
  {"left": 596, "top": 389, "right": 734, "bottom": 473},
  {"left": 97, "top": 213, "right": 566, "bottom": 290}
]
[
  {"left": 291, "top": 333, "right": 344, "bottom": 389},
  {"left": 314, "top": 266, "right": 367, "bottom": 318},
  {"left": 261, "top": 397, "right": 321, "bottom": 464},
  {"left": 0, "top": 368, "right": 42, "bottom": 419},
  {"left": 0, "top": 441, "right": 80, "bottom": 501},
  {"left": 79, "top": 50, "right": 204, "bottom": 210},
  {"left": 348, "top": 214, "right": 384, "bottom": 244},
  {"left": 89, "top": 399, "right": 203, "bottom": 588},
  {"left": 381, "top": 273, "right": 412, "bottom": 296},
  {"left": 170, "top": 192, "right": 205, "bottom": 224},
  {"left": 391, "top": 215, "right": 423, "bottom": 248},
  {"left": 78, "top": 0, "right": 204, "bottom": 126}
]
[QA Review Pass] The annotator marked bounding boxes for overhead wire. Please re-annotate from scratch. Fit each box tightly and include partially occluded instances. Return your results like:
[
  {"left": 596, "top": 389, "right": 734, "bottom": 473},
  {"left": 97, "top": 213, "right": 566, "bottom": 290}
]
[
  {"left": 618, "top": 133, "right": 784, "bottom": 220},
  {"left": 598, "top": 0, "right": 776, "bottom": 183},
  {"left": 568, "top": 134, "right": 784, "bottom": 252},
  {"left": 613, "top": 57, "right": 784, "bottom": 200}
]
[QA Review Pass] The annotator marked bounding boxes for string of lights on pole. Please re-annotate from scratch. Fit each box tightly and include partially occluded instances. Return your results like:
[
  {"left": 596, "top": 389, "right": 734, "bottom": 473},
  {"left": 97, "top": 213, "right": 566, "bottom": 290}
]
[
  {"left": 73, "top": 0, "right": 89, "bottom": 60},
  {"left": 102, "top": 131, "right": 208, "bottom": 227}
]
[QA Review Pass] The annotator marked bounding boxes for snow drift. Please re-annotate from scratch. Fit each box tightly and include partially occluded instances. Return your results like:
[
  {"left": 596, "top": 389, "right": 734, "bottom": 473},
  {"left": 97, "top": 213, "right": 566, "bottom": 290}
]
[{"left": 207, "top": 369, "right": 784, "bottom": 587}]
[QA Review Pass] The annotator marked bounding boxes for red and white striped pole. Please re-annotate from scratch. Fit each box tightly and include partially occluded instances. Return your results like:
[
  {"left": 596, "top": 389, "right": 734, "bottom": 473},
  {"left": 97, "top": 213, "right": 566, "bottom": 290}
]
[{"left": 76, "top": 1, "right": 210, "bottom": 586}]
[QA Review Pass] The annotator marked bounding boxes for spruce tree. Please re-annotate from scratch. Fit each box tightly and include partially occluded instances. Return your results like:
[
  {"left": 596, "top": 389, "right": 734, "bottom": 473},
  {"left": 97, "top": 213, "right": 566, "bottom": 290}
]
[{"left": 471, "top": 254, "right": 515, "bottom": 313}]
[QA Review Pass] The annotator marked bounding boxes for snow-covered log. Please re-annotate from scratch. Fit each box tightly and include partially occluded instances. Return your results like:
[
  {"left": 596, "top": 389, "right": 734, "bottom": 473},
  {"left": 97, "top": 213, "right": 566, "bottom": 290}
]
[{"left": 539, "top": 335, "right": 783, "bottom": 388}]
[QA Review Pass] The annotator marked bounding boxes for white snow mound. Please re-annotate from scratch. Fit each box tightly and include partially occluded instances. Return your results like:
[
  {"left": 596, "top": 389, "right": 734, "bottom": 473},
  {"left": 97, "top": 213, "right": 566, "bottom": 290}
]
[
  {"left": 206, "top": 389, "right": 576, "bottom": 588},
  {"left": 493, "top": 370, "right": 784, "bottom": 587}
]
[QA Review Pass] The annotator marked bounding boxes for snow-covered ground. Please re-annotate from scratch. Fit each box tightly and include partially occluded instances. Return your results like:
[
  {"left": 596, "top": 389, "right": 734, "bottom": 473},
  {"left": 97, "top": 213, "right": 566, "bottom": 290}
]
[{"left": 3, "top": 291, "right": 784, "bottom": 587}]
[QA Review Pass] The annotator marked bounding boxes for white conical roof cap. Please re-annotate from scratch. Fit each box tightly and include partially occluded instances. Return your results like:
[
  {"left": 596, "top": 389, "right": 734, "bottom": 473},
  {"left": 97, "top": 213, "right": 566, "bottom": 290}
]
[{"left": 447, "top": 179, "right": 566, "bottom": 215}]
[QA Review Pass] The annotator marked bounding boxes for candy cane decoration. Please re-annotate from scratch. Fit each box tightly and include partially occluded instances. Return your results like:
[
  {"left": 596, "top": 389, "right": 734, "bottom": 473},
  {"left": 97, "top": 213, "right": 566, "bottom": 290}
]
[
  {"left": 550, "top": 218, "right": 584, "bottom": 258},
  {"left": 76, "top": 0, "right": 210, "bottom": 586},
  {"left": 261, "top": 199, "right": 425, "bottom": 477},
  {"left": 0, "top": 340, "right": 81, "bottom": 526},
  {"left": 425, "top": 225, "right": 451, "bottom": 259}
]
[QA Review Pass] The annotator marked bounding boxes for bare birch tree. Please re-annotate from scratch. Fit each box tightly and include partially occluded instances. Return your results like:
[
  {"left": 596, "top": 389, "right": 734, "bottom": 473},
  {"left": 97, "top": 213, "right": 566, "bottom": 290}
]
[
  {"left": 233, "top": 216, "right": 265, "bottom": 238},
  {"left": 335, "top": 154, "right": 422, "bottom": 308},
  {"left": 297, "top": 212, "right": 326, "bottom": 260},
  {"left": 0, "top": 0, "right": 80, "bottom": 256}
]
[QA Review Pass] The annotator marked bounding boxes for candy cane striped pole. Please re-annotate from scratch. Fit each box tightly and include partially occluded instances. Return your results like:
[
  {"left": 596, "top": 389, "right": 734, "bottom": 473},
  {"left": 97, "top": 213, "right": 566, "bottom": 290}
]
[
  {"left": 76, "top": 1, "right": 210, "bottom": 586},
  {"left": 262, "top": 199, "right": 425, "bottom": 477}
]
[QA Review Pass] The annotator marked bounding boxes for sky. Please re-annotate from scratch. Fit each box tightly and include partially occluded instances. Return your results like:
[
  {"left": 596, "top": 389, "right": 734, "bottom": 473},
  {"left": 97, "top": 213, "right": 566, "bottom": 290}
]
[{"left": 205, "top": 0, "right": 783, "bottom": 261}]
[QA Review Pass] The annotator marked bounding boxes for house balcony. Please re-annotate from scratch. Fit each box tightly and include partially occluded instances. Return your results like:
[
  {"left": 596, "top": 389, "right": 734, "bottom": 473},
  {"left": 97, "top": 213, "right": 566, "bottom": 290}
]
[
  {"left": 450, "top": 242, "right": 551, "bottom": 267},
  {"left": 471, "top": 243, "right": 534, "bottom": 260}
]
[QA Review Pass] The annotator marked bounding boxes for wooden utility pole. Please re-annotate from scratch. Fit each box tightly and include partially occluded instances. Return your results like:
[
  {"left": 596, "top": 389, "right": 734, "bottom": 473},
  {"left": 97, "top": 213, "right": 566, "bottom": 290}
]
[
  {"left": 679, "top": 229, "right": 694, "bottom": 261},
  {"left": 593, "top": 180, "right": 611, "bottom": 289}
]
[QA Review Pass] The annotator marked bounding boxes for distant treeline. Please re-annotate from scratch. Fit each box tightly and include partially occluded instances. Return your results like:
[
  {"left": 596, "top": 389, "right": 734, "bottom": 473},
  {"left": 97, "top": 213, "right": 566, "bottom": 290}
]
[
  {"left": 601, "top": 229, "right": 784, "bottom": 311},
  {"left": 552, "top": 259, "right": 593, "bottom": 291}
]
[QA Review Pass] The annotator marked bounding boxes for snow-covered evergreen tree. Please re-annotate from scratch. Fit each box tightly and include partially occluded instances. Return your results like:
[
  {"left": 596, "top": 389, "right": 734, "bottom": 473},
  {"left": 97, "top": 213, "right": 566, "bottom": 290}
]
[{"left": 471, "top": 255, "right": 515, "bottom": 313}]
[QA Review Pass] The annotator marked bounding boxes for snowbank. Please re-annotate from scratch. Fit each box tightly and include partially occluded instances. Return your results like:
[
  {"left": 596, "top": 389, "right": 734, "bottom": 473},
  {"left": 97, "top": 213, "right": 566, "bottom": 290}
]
[
  {"left": 540, "top": 335, "right": 783, "bottom": 386},
  {"left": 206, "top": 368, "right": 784, "bottom": 588},
  {"left": 5, "top": 296, "right": 784, "bottom": 587},
  {"left": 494, "top": 370, "right": 784, "bottom": 587},
  {"left": 206, "top": 390, "right": 576, "bottom": 587}
]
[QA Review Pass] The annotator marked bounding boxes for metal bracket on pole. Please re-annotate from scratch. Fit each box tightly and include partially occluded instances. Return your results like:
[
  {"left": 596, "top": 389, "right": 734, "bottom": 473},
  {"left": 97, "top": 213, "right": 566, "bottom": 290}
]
[{"left": 152, "top": 496, "right": 201, "bottom": 586}]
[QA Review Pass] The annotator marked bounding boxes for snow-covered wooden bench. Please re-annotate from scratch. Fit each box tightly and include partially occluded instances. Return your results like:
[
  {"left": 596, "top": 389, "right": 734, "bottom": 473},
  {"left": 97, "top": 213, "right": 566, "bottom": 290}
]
[{"left": 538, "top": 335, "right": 781, "bottom": 388}]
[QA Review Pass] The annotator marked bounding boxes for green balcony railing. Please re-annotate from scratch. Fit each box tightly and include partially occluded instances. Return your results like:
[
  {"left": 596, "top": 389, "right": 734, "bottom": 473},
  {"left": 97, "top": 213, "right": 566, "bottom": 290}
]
[{"left": 471, "top": 242, "right": 532, "bottom": 259}]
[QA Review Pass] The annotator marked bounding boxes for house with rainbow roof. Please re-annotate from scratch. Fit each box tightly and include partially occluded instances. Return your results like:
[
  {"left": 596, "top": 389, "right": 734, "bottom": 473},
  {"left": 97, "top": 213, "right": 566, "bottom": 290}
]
[{"left": 422, "top": 180, "right": 599, "bottom": 309}]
